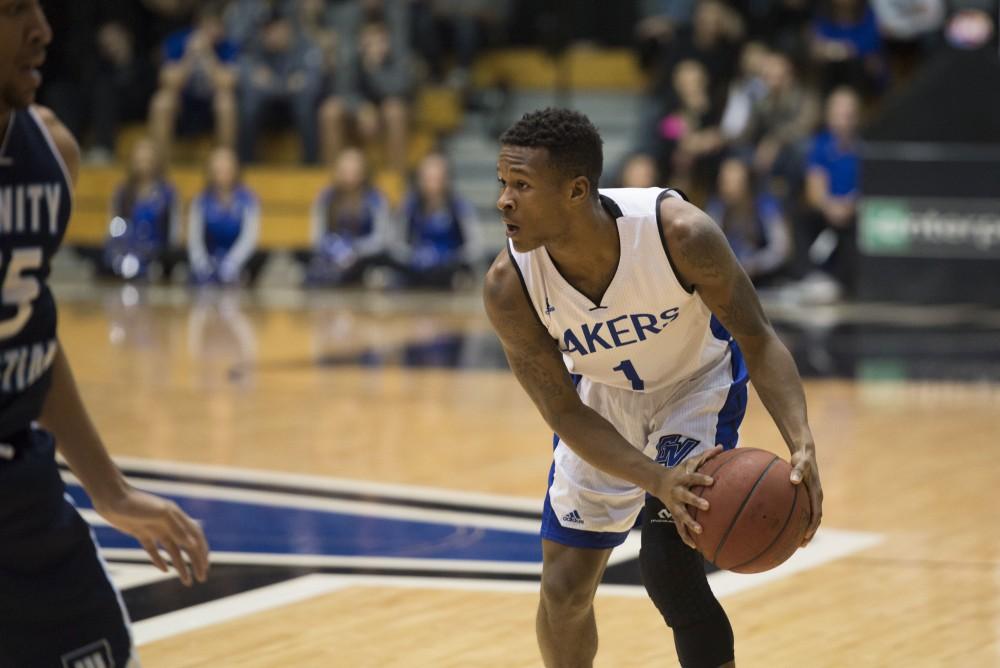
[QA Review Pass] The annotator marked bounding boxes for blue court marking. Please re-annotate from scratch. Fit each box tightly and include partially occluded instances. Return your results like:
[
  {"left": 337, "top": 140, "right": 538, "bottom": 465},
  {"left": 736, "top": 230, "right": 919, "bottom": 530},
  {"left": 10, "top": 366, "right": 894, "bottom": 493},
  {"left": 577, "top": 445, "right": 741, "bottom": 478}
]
[{"left": 64, "top": 482, "right": 543, "bottom": 563}]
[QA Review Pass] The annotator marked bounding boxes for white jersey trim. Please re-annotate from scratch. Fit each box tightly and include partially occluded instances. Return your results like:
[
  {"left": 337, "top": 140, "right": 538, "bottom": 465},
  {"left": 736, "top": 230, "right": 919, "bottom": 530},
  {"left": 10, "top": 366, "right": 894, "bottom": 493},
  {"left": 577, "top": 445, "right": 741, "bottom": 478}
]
[{"left": 27, "top": 105, "right": 74, "bottom": 206}]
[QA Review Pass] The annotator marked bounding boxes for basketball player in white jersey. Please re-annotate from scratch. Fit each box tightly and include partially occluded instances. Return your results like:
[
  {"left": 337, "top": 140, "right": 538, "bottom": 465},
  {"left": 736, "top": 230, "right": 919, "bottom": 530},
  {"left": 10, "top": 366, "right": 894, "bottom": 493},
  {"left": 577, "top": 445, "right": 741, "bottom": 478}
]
[
  {"left": 0, "top": 3, "right": 209, "bottom": 665},
  {"left": 484, "top": 108, "right": 823, "bottom": 668}
]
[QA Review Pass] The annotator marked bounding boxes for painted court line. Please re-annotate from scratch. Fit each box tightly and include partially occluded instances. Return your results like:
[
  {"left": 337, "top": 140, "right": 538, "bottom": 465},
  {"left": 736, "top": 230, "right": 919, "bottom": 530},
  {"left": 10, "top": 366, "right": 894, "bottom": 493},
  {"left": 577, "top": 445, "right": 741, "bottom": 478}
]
[
  {"left": 102, "top": 548, "right": 546, "bottom": 575},
  {"left": 106, "top": 562, "right": 175, "bottom": 590},
  {"left": 119, "top": 528, "right": 880, "bottom": 646},
  {"left": 705, "top": 528, "right": 883, "bottom": 599},
  {"left": 103, "top": 455, "right": 544, "bottom": 513},
  {"left": 63, "top": 472, "right": 542, "bottom": 534},
  {"left": 104, "top": 533, "right": 635, "bottom": 575},
  {"left": 132, "top": 574, "right": 351, "bottom": 645}
]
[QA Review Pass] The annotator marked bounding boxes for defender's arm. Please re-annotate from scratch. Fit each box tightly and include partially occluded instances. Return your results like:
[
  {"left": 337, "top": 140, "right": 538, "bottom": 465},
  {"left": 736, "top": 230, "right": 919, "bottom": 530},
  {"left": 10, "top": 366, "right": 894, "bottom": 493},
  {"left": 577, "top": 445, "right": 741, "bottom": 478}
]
[{"left": 35, "top": 108, "right": 210, "bottom": 583}]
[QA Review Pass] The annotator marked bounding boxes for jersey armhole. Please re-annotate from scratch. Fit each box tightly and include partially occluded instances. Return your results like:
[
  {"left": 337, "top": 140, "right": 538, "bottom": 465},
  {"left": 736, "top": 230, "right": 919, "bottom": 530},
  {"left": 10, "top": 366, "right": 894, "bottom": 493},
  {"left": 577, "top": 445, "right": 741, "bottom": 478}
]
[
  {"left": 27, "top": 106, "right": 74, "bottom": 206},
  {"left": 655, "top": 188, "right": 695, "bottom": 295},
  {"left": 506, "top": 241, "right": 548, "bottom": 329}
]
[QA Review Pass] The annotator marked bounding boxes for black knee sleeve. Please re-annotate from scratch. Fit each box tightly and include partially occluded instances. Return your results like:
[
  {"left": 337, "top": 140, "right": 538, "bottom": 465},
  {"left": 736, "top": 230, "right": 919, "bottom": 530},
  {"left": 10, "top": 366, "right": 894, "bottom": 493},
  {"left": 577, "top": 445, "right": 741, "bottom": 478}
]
[{"left": 640, "top": 495, "right": 735, "bottom": 668}]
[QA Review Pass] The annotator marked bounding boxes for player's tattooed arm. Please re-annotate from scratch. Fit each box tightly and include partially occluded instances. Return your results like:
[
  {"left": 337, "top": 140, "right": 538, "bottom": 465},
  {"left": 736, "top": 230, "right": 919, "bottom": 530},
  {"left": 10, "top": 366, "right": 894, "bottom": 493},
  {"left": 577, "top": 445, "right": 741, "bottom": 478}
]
[
  {"left": 660, "top": 199, "right": 824, "bottom": 545},
  {"left": 483, "top": 251, "right": 672, "bottom": 494},
  {"left": 658, "top": 197, "right": 775, "bottom": 347},
  {"left": 482, "top": 251, "right": 579, "bottom": 427}
]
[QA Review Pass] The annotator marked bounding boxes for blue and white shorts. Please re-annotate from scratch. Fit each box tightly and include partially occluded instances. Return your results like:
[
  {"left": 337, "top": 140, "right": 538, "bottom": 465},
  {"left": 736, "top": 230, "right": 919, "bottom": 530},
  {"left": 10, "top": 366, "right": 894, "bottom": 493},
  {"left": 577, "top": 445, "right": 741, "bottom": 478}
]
[{"left": 541, "top": 347, "right": 747, "bottom": 549}]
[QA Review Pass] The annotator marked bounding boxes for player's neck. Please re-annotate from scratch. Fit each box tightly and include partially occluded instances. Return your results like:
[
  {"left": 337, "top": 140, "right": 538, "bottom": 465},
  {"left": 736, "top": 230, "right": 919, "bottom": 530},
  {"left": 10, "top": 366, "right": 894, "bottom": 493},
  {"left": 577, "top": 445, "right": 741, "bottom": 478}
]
[{"left": 546, "top": 199, "right": 619, "bottom": 296}]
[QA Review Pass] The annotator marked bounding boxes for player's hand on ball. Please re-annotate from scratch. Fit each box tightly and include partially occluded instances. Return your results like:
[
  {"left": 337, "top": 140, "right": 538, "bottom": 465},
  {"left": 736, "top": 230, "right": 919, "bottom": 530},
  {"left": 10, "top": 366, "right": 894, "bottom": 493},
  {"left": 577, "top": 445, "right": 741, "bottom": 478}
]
[
  {"left": 790, "top": 447, "right": 823, "bottom": 546},
  {"left": 656, "top": 445, "right": 723, "bottom": 549},
  {"left": 95, "top": 487, "right": 210, "bottom": 586}
]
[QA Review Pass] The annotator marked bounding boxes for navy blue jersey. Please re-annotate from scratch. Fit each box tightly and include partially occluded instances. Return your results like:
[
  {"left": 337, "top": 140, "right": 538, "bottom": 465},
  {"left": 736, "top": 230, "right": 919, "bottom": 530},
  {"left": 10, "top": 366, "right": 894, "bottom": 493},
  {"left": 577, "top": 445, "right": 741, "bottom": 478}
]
[{"left": 0, "top": 107, "right": 71, "bottom": 436}]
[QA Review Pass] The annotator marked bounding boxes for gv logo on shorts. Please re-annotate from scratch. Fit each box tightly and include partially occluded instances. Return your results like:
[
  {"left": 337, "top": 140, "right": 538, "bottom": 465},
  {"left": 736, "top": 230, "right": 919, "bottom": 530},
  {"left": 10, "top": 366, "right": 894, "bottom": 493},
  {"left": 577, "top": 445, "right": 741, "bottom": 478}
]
[{"left": 654, "top": 434, "right": 700, "bottom": 467}]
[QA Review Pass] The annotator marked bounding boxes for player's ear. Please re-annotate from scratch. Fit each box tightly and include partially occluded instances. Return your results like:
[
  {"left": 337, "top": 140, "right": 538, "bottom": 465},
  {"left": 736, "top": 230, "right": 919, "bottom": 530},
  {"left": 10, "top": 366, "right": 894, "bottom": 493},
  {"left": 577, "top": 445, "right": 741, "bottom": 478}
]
[{"left": 568, "top": 176, "right": 591, "bottom": 206}]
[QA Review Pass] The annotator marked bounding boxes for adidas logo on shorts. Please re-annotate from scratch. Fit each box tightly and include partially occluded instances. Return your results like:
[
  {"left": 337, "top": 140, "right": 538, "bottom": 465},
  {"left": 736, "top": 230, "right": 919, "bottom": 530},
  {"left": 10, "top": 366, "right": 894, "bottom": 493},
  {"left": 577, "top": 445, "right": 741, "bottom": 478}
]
[{"left": 561, "top": 509, "right": 584, "bottom": 525}]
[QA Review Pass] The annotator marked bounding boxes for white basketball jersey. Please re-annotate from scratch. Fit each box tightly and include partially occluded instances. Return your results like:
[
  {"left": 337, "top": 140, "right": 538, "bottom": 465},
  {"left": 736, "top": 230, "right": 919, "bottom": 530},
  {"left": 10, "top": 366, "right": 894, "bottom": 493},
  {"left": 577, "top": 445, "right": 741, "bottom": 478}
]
[{"left": 508, "top": 187, "right": 733, "bottom": 392}]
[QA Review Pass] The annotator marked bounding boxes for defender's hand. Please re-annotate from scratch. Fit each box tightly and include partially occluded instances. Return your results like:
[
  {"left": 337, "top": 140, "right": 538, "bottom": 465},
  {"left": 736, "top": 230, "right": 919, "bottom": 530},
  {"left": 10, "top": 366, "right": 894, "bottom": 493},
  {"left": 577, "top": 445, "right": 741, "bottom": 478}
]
[
  {"left": 95, "top": 487, "right": 210, "bottom": 586},
  {"left": 653, "top": 445, "right": 723, "bottom": 549},
  {"left": 790, "top": 448, "right": 823, "bottom": 546}
]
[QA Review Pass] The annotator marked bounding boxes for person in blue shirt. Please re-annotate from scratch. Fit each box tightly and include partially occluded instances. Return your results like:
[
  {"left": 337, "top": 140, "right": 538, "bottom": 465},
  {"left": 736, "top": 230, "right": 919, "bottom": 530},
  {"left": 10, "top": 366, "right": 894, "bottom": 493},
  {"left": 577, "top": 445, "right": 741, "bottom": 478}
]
[
  {"left": 103, "top": 137, "right": 181, "bottom": 281},
  {"left": 797, "top": 86, "right": 862, "bottom": 293},
  {"left": 187, "top": 147, "right": 265, "bottom": 286},
  {"left": 811, "top": 0, "right": 888, "bottom": 95},
  {"left": 304, "top": 147, "right": 392, "bottom": 286},
  {"left": 706, "top": 156, "right": 791, "bottom": 286},
  {"left": 399, "top": 153, "right": 481, "bottom": 288},
  {"left": 148, "top": 2, "right": 238, "bottom": 157}
]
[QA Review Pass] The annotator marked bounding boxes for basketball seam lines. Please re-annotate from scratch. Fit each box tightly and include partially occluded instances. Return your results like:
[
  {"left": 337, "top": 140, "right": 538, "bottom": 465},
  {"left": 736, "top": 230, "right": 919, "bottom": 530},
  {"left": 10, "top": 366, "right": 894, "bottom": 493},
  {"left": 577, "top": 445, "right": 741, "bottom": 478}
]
[
  {"left": 729, "top": 479, "right": 801, "bottom": 572},
  {"left": 710, "top": 456, "right": 779, "bottom": 564},
  {"left": 689, "top": 454, "right": 743, "bottom": 525}
]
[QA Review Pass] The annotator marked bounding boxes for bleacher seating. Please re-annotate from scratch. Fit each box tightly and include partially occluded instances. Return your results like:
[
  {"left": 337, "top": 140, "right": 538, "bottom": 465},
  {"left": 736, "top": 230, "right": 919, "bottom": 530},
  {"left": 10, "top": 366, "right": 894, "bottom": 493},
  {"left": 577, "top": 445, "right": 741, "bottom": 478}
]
[
  {"left": 67, "top": 166, "right": 407, "bottom": 250},
  {"left": 472, "top": 47, "right": 646, "bottom": 91},
  {"left": 75, "top": 48, "right": 646, "bottom": 253}
]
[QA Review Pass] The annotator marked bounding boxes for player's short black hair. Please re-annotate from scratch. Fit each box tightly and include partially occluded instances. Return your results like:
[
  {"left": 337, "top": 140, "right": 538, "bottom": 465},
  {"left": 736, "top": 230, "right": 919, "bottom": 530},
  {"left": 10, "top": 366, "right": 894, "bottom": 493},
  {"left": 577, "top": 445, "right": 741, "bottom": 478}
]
[{"left": 499, "top": 108, "right": 604, "bottom": 197}]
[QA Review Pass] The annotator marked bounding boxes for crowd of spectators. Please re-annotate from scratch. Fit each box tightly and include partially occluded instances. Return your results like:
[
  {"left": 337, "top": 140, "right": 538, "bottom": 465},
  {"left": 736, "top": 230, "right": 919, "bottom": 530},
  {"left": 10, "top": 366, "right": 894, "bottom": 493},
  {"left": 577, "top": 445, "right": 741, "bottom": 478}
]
[
  {"left": 39, "top": 0, "right": 510, "bottom": 168},
  {"left": 38, "top": 0, "right": 996, "bottom": 299},
  {"left": 629, "top": 0, "right": 989, "bottom": 300}
]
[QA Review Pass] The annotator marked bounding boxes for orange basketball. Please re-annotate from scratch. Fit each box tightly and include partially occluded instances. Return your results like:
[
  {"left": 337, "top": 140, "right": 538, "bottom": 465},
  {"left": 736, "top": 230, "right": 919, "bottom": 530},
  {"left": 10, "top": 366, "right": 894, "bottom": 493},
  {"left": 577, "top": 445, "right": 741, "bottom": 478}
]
[{"left": 689, "top": 448, "right": 811, "bottom": 573}]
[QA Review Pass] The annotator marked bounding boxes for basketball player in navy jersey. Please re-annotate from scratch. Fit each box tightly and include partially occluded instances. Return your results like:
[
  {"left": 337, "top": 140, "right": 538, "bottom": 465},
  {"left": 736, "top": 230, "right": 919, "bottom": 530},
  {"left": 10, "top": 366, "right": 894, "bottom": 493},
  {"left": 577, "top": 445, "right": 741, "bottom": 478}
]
[
  {"left": 484, "top": 109, "right": 823, "bottom": 668},
  {"left": 0, "top": 3, "right": 209, "bottom": 666}
]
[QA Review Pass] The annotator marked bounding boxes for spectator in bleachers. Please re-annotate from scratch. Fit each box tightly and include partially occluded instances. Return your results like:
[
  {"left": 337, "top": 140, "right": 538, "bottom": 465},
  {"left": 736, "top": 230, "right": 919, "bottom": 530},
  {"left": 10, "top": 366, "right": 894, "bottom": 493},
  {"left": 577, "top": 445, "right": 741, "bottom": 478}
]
[
  {"left": 398, "top": 153, "right": 481, "bottom": 289},
  {"left": 871, "top": 0, "right": 945, "bottom": 80},
  {"left": 706, "top": 157, "right": 791, "bottom": 286},
  {"left": 811, "top": 0, "right": 889, "bottom": 95},
  {"left": 617, "top": 153, "right": 661, "bottom": 189},
  {"left": 297, "top": 0, "right": 339, "bottom": 72},
  {"left": 796, "top": 86, "right": 862, "bottom": 295},
  {"left": 188, "top": 147, "right": 265, "bottom": 286},
  {"left": 871, "top": 0, "right": 945, "bottom": 45},
  {"left": 743, "top": 0, "right": 813, "bottom": 58},
  {"left": 635, "top": 0, "right": 697, "bottom": 74},
  {"left": 237, "top": 10, "right": 325, "bottom": 164},
  {"left": 738, "top": 50, "right": 820, "bottom": 197},
  {"left": 103, "top": 138, "right": 181, "bottom": 281},
  {"left": 39, "top": 0, "right": 155, "bottom": 164},
  {"left": 410, "top": 0, "right": 507, "bottom": 91},
  {"left": 648, "top": 0, "right": 744, "bottom": 104},
  {"left": 304, "top": 148, "right": 393, "bottom": 286},
  {"left": 719, "top": 41, "right": 770, "bottom": 143},
  {"left": 654, "top": 59, "right": 725, "bottom": 195},
  {"left": 223, "top": 0, "right": 293, "bottom": 49},
  {"left": 135, "top": 0, "right": 199, "bottom": 43},
  {"left": 319, "top": 16, "right": 415, "bottom": 171},
  {"left": 148, "top": 2, "right": 238, "bottom": 158}
]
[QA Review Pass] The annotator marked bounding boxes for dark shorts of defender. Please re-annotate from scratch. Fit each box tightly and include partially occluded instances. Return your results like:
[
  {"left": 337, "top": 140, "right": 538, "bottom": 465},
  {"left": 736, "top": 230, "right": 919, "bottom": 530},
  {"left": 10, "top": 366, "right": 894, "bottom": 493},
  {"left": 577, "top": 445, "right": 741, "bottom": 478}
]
[{"left": 0, "top": 428, "right": 134, "bottom": 667}]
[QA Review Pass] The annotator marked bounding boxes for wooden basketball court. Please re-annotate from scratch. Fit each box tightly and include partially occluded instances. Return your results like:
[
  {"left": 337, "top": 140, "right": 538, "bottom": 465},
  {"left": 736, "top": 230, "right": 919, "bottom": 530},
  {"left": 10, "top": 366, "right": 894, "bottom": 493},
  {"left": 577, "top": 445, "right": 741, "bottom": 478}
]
[{"left": 56, "top": 283, "right": 1000, "bottom": 667}]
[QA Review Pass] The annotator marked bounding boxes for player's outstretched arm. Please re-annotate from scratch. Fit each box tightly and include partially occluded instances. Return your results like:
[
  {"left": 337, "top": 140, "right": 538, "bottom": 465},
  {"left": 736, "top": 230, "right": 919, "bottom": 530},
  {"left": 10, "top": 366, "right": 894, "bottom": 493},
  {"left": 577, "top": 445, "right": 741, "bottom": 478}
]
[
  {"left": 660, "top": 197, "right": 823, "bottom": 545},
  {"left": 33, "top": 107, "right": 210, "bottom": 584},
  {"left": 38, "top": 345, "right": 210, "bottom": 586},
  {"left": 483, "top": 251, "right": 716, "bottom": 548}
]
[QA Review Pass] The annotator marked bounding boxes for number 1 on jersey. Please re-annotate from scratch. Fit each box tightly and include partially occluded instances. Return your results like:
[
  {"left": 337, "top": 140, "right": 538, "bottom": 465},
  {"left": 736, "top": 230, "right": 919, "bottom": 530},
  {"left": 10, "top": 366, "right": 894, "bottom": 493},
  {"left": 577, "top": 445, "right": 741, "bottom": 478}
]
[{"left": 613, "top": 359, "right": 645, "bottom": 391}]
